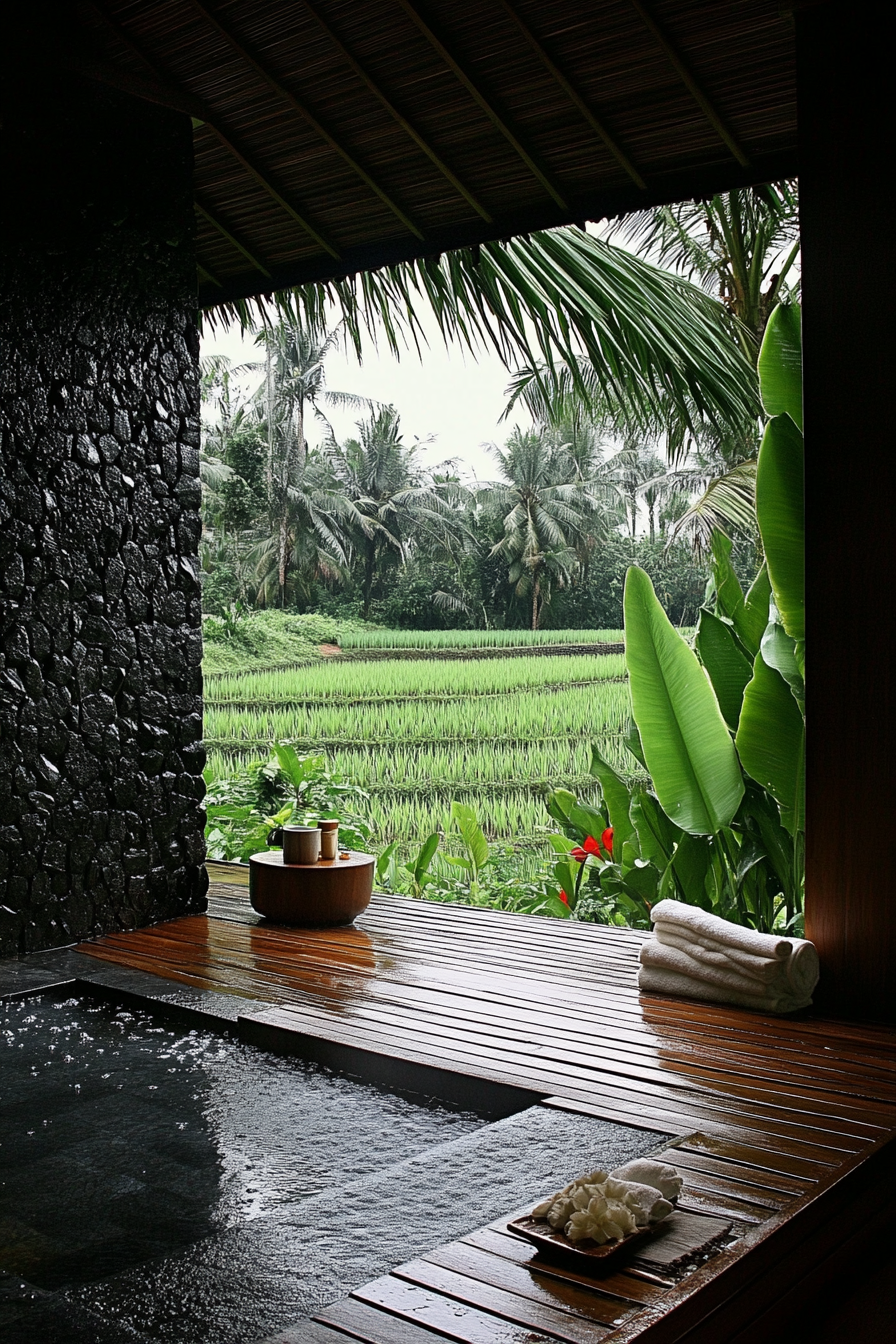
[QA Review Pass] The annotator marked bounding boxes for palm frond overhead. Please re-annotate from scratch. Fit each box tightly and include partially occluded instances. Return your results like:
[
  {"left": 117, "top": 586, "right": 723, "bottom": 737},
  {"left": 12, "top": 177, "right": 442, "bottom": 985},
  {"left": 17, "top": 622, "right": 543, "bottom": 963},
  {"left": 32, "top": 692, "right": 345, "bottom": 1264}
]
[
  {"left": 198, "top": 452, "right": 233, "bottom": 492},
  {"left": 667, "top": 460, "right": 758, "bottom": 551},
  {"left": 606, "top": 184, "right": 800, "bottom": 353},
  {"left": 203, "top": 227, "right": 760, "bottom": 435}
]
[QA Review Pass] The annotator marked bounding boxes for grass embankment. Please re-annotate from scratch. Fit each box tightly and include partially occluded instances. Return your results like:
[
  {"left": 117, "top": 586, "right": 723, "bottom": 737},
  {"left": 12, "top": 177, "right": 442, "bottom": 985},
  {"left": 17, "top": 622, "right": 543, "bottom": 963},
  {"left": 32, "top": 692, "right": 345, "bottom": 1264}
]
[
  {"left": 202, "top": 611, "right": 345, "bottom": 674},
  {"left": 204, "top": 643, "right": 638, "bottom": 858}
]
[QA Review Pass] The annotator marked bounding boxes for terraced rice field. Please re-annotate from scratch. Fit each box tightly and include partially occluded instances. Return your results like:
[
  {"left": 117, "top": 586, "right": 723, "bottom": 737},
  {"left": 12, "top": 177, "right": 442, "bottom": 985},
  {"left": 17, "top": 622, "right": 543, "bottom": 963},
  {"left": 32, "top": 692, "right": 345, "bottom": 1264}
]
[
  {"left": 204, "top": 634, "right": 637, "bottom": 854},
  {"left": 337, "top": 627, "right": 624, "bottom": 651}
]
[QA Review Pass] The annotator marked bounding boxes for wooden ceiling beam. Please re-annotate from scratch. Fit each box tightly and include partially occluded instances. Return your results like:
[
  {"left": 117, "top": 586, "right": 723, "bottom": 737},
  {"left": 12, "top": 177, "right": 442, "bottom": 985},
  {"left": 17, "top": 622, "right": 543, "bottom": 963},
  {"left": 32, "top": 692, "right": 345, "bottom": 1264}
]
[
  {"left": 494, "top": 0, "right": 646, "bottom": 192},
  {"left": 84, "top": 1, "right": 340, "bottom": 259},
  {"left": 628, "top": 0, "right": 750, "bottom": 168},
  {"left": 300, "top": 0, "right": 493, "bottom": 223},
  {"left": 395, "top": 0, "right": 569, "bottom": 211},
  {"left": 186, "top": 0, "right": 424, "bottom": 241},
  {"left": 196, "top": 145, "right": 797, "bottom": 307},
  {"left": 203, "top": 122, "right": 339, "bottom": 258},
  {"left": 194, "top": 198, "right": 273, "bottom": 278},
  {"left": 197, "top": 262, "right": 223, "bottom": 288},
  {"left": 61, "top": 51, "right": 207, "bottom": 120}
]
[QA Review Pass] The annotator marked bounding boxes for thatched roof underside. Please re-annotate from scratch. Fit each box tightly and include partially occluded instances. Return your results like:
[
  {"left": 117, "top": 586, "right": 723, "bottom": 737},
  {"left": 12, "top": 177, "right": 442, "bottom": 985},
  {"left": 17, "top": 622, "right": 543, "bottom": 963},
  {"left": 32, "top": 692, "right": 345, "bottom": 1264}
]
[{"left": 76, "top": 1, "right": 798, "bottom": 305}]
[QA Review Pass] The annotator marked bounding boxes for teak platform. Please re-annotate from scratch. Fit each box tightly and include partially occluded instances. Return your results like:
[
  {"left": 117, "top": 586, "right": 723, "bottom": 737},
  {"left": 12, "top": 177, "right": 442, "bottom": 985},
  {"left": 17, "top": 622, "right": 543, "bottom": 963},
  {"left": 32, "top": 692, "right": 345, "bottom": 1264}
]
[{"left": 76, "top": 868, "right": 896, "bottom": 1343}]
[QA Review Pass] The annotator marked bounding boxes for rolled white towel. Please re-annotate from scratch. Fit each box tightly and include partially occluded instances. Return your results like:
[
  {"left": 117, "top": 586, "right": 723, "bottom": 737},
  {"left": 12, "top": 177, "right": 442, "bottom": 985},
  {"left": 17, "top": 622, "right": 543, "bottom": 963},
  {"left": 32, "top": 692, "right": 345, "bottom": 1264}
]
[
  {"left": 638, "top": 963, "right": 810, "bottom": 1014},
  {"left": 650, "top": 899, "right": 793, "bottom": 959},
  {"left": 611, "top": 1158, "right": 683, "bottom": 1202},
  {"left": 640, "top": 938, "right": 795, "bottom": 1000},
  {"left": 785, "top": 939, "right": 820, "bottom": 999},
  {"left": 655, "top": 924, "right": 783, "bottom": 985},
  {"left": 614, "top": 1180, "right": 674, "bottom": 1225}
]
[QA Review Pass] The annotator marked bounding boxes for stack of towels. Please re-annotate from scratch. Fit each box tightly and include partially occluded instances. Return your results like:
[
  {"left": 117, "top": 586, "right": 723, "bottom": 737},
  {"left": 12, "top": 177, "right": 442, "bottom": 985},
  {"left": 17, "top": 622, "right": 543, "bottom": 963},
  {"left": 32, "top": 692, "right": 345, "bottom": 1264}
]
[{"left": 638, "top": 899, "right": 819, "bottom": 1014}]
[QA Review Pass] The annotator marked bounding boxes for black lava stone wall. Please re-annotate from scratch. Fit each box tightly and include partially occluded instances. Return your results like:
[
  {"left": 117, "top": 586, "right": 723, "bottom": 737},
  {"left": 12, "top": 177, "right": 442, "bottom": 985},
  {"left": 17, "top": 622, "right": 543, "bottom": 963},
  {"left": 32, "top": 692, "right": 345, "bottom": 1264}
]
[{"left": 0, "top": 60, "right": 207, "bottom": 954}]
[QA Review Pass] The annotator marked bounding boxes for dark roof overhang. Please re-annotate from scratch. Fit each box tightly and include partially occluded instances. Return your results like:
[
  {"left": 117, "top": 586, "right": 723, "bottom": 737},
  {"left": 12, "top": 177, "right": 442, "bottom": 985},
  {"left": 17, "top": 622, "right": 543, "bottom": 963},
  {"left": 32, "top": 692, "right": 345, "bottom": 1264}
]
[{"left": 66, "top": 1, "right": 798, "bottom": 305}]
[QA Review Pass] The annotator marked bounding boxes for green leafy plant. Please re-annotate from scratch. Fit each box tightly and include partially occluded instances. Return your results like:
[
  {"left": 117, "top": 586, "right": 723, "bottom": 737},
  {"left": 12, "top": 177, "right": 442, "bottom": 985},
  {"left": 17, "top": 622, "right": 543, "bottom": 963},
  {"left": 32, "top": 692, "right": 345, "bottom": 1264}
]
[
  {"left": 204, "top": 743, "right": 371, "bottom": 862},
  {"left": 624, "top": 565, "right": 744, "bottom": 834},
  {"left": 591, "top": 301, "right": 805, "bottom": 931}
]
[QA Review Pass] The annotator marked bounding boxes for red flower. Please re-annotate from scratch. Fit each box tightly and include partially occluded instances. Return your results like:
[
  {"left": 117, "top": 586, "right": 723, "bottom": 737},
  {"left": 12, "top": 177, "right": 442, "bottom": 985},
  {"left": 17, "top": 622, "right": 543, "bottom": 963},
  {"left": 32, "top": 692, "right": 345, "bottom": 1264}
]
[
  {"left": 570, "top": 846, "right": 588, "bottom": 863},
  {"left": 558, "top": 889, "right": 569, "bottom": 905},
  {"left": 579, "top": 829, "right": 615, "bottom": 861}
]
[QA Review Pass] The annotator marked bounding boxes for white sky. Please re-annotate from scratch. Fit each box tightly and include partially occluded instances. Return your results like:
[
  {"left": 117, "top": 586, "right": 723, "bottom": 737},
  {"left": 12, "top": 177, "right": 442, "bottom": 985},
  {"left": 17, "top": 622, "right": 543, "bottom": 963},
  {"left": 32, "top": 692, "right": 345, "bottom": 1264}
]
[{"left": 201, "top": 306, "right": 534, "bottom": 482}]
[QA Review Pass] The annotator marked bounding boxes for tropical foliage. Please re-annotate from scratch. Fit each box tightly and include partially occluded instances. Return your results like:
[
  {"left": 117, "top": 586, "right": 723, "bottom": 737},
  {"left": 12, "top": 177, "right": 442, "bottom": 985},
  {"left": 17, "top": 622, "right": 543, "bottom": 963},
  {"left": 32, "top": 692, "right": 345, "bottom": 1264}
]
[
  {"left": 200, "top": 190, "right": 798, "bottom": 623},
  {"left": 199, "top": 194, "right": 804, "bottom": 936},
  {"left": 205, "top": 745, "right": 371, "bottom": 864},
  {"left": 204, "top": 225, "right": 760, "bottom": 435},
  {"left": 554, "top": 304, "right": 805, "bottom": 933},
  {"left": 509, "top": 185, "right": 800, "bottom": 551}
]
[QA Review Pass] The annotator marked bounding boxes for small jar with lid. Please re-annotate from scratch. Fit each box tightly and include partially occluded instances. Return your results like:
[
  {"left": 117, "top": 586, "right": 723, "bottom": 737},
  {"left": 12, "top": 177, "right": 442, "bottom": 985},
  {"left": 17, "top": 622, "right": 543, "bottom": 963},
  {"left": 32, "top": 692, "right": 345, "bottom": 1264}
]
[{"left": 319, "top": 818, "right": 339, "bottom": 860}]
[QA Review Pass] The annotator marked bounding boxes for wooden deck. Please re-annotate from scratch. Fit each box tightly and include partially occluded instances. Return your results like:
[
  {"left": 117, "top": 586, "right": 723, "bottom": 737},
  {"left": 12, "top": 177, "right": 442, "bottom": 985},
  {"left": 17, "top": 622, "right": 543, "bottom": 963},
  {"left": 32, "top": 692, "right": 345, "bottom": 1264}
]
[{"left": 77, "top": 873, "right": 896, "bottom": 1343}]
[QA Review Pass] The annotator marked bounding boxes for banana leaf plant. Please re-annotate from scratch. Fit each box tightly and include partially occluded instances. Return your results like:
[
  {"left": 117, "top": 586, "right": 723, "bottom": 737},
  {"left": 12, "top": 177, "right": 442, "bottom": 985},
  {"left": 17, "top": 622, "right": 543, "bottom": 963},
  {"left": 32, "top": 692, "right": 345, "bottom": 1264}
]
[{"left": 552, "top": 304, "right": 805, "bottom": 932}]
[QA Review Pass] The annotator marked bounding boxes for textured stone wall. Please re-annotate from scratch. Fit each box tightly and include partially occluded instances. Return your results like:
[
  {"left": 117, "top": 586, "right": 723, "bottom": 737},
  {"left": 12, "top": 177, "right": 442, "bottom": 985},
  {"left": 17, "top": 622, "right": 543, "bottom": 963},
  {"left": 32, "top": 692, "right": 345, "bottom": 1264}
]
[{"left": 0, "top": 67, "right": 207, "bottom": 953}]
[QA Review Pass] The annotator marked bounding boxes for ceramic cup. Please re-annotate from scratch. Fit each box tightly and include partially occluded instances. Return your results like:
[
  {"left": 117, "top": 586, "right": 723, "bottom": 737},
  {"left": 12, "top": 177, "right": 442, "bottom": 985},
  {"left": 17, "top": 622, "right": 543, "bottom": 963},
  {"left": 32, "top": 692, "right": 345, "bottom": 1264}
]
[
  {"left": 268, "top": 824, "right": 321, "bottom": 864},
  {"left": 287, "top": 825, "right": 321, "bottom": 865}
]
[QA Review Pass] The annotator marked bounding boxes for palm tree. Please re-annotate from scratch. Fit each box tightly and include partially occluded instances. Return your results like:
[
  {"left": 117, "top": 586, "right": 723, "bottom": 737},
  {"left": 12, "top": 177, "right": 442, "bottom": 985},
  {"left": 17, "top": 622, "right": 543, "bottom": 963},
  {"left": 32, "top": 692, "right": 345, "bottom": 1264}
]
[
  {"left": 330, "top": 406, "right": 466, "bottom": 618},
  {"left": 609, "top": 183, "right": 800, "bottom": 356},
  {"left": 610, "top": 443, "right": 668, "bottom": 542},
  {"left": 247, "top": 447, "right": 368, "bottom": 608},
  {"left": 499, "top": 186, "right": 799, "bottom": 549},
  {"left": 245, "top": 321, "right": 368, "bottom": 606},
  {"left": 481, "top": 427, "right": 619, "bottom": 629}
]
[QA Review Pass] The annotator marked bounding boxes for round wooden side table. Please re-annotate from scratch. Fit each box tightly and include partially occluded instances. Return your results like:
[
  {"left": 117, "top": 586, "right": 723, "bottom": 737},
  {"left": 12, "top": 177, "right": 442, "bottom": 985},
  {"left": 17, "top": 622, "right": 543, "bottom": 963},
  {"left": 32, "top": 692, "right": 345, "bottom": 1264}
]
[{"left": 248, "top": 850, "right": 375, "bottom": 927}]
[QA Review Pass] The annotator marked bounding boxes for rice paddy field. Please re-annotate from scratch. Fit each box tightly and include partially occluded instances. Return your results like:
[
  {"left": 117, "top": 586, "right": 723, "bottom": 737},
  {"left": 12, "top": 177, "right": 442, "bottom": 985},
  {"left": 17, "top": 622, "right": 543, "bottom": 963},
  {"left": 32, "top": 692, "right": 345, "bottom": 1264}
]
[
  {"left": 204, "top": 630, "right": 639, "bottom": 858},
  {"left": 336, "top": 627, "right": 624, "bottom": 652}
]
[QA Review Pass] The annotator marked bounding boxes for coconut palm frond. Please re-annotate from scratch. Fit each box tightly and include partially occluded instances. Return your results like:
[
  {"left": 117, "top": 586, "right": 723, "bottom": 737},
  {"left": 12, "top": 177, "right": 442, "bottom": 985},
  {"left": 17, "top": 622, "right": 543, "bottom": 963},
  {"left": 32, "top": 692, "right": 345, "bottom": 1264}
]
[
  {"left": 432, "top": 589, "right": 474, "bottom": 617},
  {"left": 606, "top": 184, "right": 800, "bottom": 353},
  {"left": 204, "top": 226, "right": 760, "bottom": 435},
  {"left": 667, "top": 461, "right": 758, "bottom": 551},
  {"left": 199, "top": 453, "right": 233, "bottom": 492}
]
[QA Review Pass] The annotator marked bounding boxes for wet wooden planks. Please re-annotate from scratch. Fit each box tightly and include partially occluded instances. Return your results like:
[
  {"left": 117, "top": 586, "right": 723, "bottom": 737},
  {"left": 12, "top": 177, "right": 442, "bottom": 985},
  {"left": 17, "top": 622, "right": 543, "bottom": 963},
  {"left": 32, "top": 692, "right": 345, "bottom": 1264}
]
[
  {"left": 77, "top": 887, "right": 896, "bottom": 1158},
  {"left": 313, "top": 1166, "right": 748, "bottom": 1344},
  {"left": 76, "top": 879, "right": 896, "bottom": 1341},
  {"left": 313, "top": 1129, "right": 896, "bottom": 1343}
]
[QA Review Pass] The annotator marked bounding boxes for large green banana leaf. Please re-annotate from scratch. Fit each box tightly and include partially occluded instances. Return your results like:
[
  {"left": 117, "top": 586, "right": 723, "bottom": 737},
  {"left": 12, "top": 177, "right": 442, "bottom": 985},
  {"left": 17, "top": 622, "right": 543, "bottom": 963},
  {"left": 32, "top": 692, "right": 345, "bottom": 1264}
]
[
  {"left": 758, "top": 303, "right": 802, "bottom": 429},
  {"left": 710, "top": 532, "right": 745, "bottom": 626},
  {"left": 760, "top": 612, "right": 804, "bottom": 711},
  {"left": 695, "top": 609, "right": 754, "bottom": 730},
  {"left": 738, "top": 564, "right": 772, "bottom": 656},
  {"left": 736, "top": 655, "right": 805, "bottom": 834},
  {"left": 624, "top": 566, "right": 744, "bottom": 834},
  {"left": 756, "top": 413, "right": 804, "bottom": 643},
  {"left": 710, "top": 534, "right": 770, "bottom": 657}
]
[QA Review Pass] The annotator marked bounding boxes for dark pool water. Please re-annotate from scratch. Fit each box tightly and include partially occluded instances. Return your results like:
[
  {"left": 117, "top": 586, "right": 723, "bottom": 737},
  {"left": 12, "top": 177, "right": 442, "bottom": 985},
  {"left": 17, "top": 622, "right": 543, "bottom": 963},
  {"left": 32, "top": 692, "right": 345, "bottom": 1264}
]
[
  {"left": 0, "top": 994, "right": 485, "bottom": 1292},
  {"left": 1, "top": 993, "right": 666, "bottom": 1343}
]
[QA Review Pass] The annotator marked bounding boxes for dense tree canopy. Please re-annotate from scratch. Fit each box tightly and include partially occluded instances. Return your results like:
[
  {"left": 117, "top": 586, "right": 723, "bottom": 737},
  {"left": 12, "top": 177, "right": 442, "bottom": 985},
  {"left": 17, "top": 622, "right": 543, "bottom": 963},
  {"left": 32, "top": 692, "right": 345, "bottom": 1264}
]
[{"left": 199, "top": 192, "right": 793, "bottom": 626}]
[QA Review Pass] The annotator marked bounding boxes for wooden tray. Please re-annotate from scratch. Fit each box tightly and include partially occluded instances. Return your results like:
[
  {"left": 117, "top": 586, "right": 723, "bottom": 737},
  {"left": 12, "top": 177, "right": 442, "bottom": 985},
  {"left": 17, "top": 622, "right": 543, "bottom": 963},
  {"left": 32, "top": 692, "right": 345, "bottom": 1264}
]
[{"left": 509, "top": 1214, "right": 658, "bottom": 1263}]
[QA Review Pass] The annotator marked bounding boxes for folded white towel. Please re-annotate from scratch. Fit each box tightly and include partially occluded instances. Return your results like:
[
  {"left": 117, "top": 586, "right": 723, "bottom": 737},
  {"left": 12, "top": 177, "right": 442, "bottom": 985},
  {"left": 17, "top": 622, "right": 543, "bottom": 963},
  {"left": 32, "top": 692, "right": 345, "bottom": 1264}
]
[
  {"left": 638, "top": 963, "right": 809, "bottom": 1014},
  {"left": 655, "top": 925, "right": 783, "bottom": 984},
  {"left": 640, "top": 938, "right": 792, "bottom": 1000},
  {"left": 650, "top": 901, "right": 820, "bottom": 1003},
  {"left": 650, "top": 899, "right": 793, "bottom": 959}
]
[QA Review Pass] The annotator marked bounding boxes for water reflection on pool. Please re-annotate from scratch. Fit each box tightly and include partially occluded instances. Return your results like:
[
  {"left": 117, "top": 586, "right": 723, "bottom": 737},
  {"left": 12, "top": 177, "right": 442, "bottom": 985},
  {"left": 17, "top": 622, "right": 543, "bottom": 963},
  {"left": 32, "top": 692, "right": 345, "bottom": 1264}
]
[{"left": 0, "top": 994, "right": 485, "bottom": 1292}]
